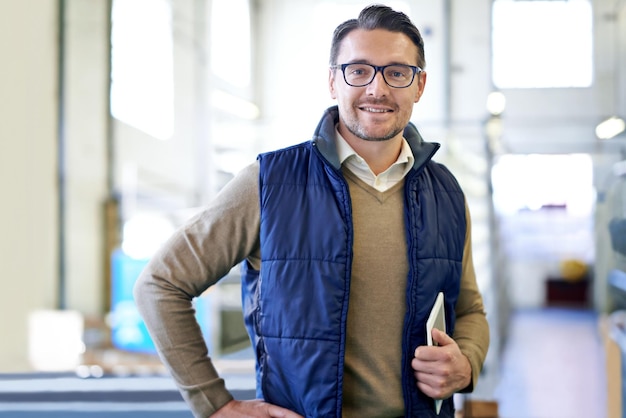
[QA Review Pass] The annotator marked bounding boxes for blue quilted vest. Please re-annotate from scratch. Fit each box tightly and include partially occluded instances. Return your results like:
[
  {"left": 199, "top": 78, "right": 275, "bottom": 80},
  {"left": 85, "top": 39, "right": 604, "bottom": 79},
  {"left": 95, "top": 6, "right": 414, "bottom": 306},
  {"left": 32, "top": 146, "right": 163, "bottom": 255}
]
[{"left": 242, "top": 106, "right": 466, "bottom": 417}]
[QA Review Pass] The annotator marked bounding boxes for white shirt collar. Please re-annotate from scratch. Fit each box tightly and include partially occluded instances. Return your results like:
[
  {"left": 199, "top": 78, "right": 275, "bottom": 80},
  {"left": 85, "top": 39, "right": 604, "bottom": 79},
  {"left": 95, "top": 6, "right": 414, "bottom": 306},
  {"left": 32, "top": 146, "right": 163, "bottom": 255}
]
[{"left": 335, "top": 126, "right": 415, "bottom": 191}]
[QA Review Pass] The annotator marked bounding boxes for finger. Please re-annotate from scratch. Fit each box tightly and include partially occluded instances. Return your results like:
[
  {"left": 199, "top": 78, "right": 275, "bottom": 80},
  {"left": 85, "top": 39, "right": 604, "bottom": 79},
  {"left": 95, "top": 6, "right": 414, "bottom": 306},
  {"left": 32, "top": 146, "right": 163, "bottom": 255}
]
[
  {"left": 414, "top": 344, "right": 441, "bottom": 361},
  {"left": 411, "top": 356, "right": 438, "bottom": 375},
  {"left": 431, "top": 328, "right": 454, "bottom": 346},
  {"left": 267, "top": 404, "right": 304, "bottom": 418},
  {"left": 415, "top": 371, "right": 448, "bottom": 399},
  {"left": 416, "top": 378, "right": 438, "bottom": 398},
  {"left": 416, "top": 378, "right": 433, "bottom": 397}
]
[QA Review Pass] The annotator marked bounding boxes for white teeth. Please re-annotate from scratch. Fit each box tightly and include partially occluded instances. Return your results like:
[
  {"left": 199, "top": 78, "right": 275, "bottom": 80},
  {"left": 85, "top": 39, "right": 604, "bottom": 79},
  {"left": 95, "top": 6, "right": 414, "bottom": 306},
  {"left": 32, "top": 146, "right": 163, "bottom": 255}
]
[{"left": 363, "top": 107, "right": 388, "bottom": 113}]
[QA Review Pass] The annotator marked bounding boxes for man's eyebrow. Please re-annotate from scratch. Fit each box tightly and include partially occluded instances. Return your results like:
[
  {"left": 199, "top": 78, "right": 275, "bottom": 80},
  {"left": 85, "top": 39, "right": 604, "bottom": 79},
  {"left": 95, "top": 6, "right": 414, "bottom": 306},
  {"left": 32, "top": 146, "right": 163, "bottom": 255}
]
[{"left": 344, "top": 60, "right": 414, "bottom": 66}]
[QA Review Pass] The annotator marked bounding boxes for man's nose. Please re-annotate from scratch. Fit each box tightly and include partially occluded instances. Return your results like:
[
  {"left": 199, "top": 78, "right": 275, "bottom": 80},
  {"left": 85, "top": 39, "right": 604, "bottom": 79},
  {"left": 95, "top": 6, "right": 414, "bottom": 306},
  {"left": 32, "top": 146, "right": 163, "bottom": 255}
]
[{"left": 366, "top": 70, "right": 390, "bottom": 95}]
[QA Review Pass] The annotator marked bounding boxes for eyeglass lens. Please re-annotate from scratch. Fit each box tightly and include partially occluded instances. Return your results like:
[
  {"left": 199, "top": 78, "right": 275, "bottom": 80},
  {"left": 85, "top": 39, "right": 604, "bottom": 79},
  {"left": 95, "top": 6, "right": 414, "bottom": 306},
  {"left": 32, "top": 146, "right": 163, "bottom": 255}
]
[{"left": 343, "top": 64, "right": 416, "bottom": 88}]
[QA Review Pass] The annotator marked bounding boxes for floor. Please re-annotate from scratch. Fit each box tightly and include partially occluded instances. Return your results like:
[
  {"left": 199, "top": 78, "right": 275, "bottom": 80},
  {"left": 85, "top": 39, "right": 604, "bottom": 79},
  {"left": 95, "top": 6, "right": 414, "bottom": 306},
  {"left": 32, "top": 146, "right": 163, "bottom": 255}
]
[
  {"left": 494, "top": 308, "right": 608, "bottom": 418},
  {"left": 0, "top": 308, "right": 611, "bottom": 418},
  {"left": 0, "top": 372, "right": 255, "bottom": 418}
]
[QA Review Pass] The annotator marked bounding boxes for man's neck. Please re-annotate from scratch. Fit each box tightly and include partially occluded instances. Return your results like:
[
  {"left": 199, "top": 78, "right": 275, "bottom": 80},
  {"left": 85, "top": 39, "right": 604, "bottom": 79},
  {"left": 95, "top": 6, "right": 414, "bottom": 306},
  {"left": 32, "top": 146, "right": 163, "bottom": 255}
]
[{"left": 340, "top": 130, "right": 404, "bottom": 175}]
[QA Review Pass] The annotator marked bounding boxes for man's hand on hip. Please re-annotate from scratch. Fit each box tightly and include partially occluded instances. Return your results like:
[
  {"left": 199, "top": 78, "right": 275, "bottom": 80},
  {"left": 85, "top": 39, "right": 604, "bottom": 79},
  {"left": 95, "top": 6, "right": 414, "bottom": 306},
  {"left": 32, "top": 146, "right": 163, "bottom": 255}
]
[{"left": 211, "top": 399, "right": 304, "bottom": 418}]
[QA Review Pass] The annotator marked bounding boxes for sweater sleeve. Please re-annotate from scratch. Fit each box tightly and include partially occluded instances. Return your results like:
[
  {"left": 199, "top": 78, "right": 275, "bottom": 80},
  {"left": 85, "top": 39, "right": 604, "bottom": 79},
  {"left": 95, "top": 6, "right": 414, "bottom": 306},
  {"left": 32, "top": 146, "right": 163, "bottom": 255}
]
[
  {"left": 133, "top": 162, "right": 261, "bottom": 418},
  {"left": 453, "top": 200, "right": 490, "bottom": 393}
]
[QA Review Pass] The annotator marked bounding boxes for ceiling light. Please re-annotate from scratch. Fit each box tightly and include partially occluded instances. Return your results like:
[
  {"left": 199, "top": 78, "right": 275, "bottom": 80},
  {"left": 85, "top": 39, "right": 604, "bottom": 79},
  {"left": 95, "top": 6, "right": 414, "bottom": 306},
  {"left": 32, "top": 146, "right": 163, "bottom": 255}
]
[
  {"left": 595, "top": 116, "right": 625, "bottom": 140},
  {"left": 486, "top": 91, "right": 506, "bottom": 116}
]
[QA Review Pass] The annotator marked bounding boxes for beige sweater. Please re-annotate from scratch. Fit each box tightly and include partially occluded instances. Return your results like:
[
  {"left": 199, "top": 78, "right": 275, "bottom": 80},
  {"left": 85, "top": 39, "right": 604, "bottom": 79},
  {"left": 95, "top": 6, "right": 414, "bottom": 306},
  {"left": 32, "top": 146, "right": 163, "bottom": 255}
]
[{"left": 134, "top": 161, "right": 489, "bottom": 418}]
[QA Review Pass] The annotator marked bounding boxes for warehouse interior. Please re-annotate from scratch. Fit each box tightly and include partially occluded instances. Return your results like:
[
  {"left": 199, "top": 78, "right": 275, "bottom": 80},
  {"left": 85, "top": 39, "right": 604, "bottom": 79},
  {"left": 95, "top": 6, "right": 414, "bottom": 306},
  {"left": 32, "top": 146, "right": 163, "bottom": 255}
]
[{"left": 1, "top": 0, "right": 625, "bottom": 417}]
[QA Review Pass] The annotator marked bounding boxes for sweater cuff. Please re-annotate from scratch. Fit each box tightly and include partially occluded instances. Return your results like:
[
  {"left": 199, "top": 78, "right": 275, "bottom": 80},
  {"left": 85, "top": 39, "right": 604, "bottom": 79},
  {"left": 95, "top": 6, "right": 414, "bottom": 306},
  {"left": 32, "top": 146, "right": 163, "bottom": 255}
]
[
  {"left": 458, "top": 347, "right": 482, "bottom": 393},
  {"left": 179, "top": 378, "right": 234, "bottom": 418}
]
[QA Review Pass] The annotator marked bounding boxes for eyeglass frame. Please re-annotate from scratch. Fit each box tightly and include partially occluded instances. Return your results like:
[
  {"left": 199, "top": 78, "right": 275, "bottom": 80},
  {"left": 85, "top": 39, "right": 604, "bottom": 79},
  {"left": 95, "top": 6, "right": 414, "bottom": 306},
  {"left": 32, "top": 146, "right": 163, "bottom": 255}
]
[{"left": 330, "top": 63, "right": 423, "bottom": 89}]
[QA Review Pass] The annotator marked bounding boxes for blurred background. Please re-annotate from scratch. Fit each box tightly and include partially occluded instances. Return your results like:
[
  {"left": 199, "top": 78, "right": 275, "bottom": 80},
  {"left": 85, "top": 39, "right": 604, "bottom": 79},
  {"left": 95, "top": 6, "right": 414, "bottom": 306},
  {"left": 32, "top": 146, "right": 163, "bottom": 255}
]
[{"left": 1, "top": 0, "right": 625, "bottom": 417}]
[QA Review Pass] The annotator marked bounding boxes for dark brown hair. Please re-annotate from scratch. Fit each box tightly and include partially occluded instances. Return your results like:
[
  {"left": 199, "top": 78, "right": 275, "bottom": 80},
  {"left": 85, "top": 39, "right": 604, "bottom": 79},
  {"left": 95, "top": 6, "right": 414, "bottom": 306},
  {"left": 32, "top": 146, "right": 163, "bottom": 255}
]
[{"left": 329, "top": 4, "right": 426, "bottom": 69}]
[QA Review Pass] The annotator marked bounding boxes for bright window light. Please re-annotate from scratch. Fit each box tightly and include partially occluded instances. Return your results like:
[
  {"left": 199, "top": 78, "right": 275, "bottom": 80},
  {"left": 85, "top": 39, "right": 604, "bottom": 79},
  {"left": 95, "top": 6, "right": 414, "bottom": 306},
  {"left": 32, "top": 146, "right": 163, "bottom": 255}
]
[
  {"left": 110, "top": 0, "right": 174, "bottom": 140},
  {"left": 492, "top": 0, "right": 593, "bottom": 89},
  {"left": 121, "top": 213, "right": 175, "bottom": 260},
  {"left": 491, "top": 154, "right": 594, "bottom": 216},
  {"left": 210, "top": 0, "right": 251, "bottom": 88}
]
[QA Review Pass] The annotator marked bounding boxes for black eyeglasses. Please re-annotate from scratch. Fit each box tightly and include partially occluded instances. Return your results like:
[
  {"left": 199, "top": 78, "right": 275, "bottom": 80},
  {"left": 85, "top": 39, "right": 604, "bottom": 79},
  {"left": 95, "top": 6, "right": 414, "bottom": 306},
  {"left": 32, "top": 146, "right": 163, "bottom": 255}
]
[{"left": 331, "top": 63, "right": 422, "bottom": 88}]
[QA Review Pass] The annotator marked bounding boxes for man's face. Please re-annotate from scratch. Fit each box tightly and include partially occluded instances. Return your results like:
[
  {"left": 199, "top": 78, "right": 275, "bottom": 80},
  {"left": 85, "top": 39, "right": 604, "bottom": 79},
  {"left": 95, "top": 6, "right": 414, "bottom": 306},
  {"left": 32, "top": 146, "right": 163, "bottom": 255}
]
[{"left": 329, "top": 28, "right": 426, "bottom": 144}]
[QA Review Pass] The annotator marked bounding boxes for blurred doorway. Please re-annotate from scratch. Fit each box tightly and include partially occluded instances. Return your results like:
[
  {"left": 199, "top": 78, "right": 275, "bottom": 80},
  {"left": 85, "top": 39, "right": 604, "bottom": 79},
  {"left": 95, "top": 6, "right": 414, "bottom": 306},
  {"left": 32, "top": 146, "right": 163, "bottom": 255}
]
[{"left": 491, "top": 154, "right": 595, "bottom": 309}]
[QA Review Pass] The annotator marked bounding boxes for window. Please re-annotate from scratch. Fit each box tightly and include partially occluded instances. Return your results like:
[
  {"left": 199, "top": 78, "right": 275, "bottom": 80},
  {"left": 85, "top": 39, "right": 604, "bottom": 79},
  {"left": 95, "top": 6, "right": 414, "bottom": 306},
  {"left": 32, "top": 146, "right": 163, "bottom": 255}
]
[
  {"left": 491, "top": 154, "right": 594, "bottom": 216},
  {"left": 492, "top": 0, "right": 593, "bottom": 89},
  {"left": 110, "top": 0, "right": 174, "bottom": 140},
  {"left": 210, "top": 0, "right": 251, "bottom": 88}
]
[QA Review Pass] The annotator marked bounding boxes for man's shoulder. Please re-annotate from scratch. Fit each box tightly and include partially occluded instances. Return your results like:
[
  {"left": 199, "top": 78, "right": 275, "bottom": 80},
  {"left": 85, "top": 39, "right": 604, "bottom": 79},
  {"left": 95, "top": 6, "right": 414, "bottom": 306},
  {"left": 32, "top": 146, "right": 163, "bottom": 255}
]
[
  {"left": 258, "top": 140, "right": 313, "bottom": 159},
  {"left": 257, "top": 141, "right": 316, "bottom": 174}
]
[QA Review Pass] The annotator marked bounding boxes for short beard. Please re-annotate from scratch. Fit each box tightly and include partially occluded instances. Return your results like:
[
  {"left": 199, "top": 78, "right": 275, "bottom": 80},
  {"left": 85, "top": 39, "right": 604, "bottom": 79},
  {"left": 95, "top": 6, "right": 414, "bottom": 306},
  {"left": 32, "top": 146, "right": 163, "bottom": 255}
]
[{"left": 344, "top": 121, "right": 404, "bottom": 142}]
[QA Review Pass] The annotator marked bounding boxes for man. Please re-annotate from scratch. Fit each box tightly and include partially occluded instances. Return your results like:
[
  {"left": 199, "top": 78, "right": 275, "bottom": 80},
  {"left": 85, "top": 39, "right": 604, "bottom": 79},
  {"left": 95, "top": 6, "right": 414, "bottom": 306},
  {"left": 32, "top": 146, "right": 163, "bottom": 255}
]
[{"left": 134, "top": 4, "right": 489, "bottom": 418}]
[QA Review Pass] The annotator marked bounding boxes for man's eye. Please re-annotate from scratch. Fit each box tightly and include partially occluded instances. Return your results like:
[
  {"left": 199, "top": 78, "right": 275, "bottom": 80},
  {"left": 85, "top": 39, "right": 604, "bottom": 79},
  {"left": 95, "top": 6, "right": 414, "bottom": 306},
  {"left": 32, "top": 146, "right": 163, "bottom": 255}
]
[{"left": 350, "top": 68, "right": 368, "bottom": 76}]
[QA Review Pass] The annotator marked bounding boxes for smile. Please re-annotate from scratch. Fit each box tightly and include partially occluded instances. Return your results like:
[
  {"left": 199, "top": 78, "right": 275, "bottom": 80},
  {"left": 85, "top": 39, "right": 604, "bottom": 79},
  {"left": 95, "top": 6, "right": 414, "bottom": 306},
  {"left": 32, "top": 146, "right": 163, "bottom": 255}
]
[{"left": 360, "top": 107, "right": 393, "bottom": 113}]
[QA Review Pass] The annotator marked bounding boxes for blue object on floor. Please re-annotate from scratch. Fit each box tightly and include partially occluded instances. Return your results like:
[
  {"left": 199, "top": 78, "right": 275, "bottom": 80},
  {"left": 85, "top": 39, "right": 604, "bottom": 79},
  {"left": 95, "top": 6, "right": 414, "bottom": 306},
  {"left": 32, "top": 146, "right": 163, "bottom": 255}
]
[{"left": 110, "top": 249, "right": 154, "bottom": 353}]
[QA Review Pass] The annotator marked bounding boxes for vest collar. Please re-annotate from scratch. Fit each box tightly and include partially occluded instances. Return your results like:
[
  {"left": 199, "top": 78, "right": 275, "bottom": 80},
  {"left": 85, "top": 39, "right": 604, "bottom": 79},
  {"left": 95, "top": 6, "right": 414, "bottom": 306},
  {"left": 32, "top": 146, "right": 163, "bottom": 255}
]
[{"left": 311, "top": 106, "right": 440, "bottom": 171}]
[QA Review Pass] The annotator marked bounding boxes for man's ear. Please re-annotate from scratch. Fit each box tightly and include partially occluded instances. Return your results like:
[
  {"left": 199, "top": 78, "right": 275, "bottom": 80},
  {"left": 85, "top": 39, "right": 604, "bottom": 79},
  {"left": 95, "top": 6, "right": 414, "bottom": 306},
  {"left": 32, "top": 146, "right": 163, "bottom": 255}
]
[
  {"left": 329, "top": 68, "right": 338, "bottom": 99},
  {"left": 414, "top": 71, "right": 427, "bottom": 103}
]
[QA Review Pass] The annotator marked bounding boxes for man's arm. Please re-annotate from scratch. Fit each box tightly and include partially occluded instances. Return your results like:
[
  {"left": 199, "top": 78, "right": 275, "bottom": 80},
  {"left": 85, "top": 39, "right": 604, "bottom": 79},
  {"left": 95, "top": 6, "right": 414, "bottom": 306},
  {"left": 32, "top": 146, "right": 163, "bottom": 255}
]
[
  {"left": 411, "top": 200, "right": 490, "bottom": 399},
  {"left": 133, "top": 162, "right": 261, "bottom": 417},
  {"left": 452, "top": 201, "right": 490, "bottom": 392}
]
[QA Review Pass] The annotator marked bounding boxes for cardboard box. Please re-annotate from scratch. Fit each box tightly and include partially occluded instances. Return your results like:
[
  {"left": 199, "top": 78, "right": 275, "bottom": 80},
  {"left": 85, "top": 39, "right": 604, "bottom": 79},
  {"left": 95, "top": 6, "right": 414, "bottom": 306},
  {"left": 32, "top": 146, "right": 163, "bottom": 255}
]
[
  {"left": 462, "top": 400, "right": 499, "bottom": 418},
  {"left": 601, "top": 315, "right": 622, "bottom": 418}
]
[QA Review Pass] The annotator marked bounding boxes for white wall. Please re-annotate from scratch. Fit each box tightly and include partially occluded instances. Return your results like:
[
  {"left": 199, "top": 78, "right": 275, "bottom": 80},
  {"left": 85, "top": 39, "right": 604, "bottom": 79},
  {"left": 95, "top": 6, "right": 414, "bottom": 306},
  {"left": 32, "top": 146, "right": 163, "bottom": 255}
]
[
  {"left": 0, "top": 1, "right": 59, "bottom": 371},
  {"left": 64, "top": 0, "right": 110, "bottom": 316},
  {"left": 0, "top": 0, "right": 111, "bottom": 371}
]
